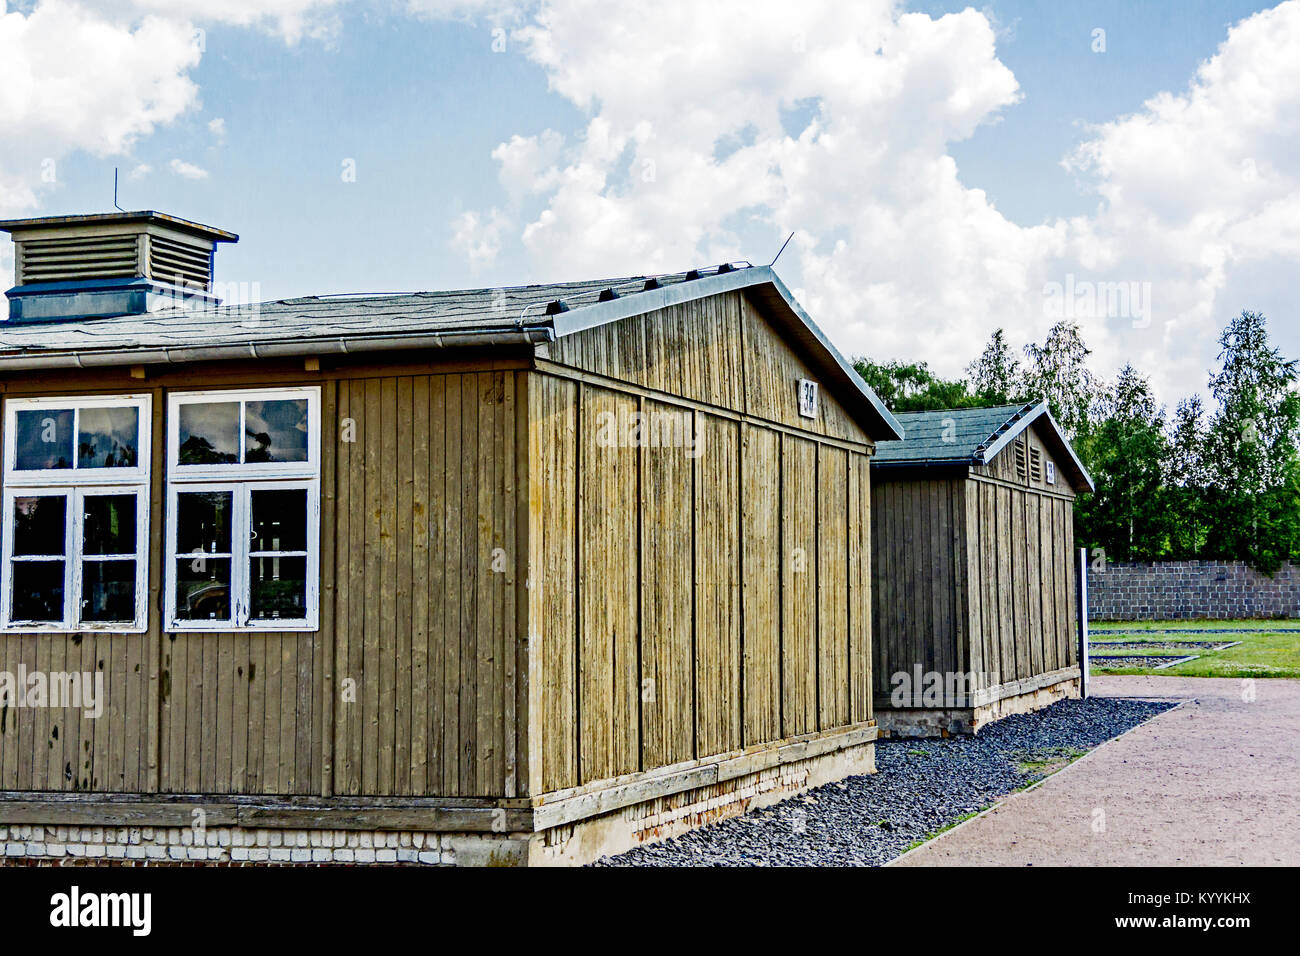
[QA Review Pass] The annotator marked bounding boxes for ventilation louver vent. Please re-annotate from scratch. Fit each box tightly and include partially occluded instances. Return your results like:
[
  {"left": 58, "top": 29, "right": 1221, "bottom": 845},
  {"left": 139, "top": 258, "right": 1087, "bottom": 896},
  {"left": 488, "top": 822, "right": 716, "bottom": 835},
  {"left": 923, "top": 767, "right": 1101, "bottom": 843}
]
[
  {"left": 149, "top": 234, "right": 211, "bottom": 290},
  {"left": 19, "top": 235, "right": 139, "bottom": 284},
  {"left": 1029, "top": 447, "right": 1043, "bottom": 483},
  {"left": 1014, "top": 439, "right": 1027, "bottom": 479}
]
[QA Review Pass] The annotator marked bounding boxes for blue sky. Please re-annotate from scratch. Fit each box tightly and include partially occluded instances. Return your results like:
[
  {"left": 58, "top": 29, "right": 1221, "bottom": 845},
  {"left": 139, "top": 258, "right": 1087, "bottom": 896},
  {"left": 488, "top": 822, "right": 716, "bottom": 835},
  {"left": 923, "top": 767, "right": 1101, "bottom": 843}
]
[{"left": 3, "top": 0, "right": 1298, "bottom": 403}]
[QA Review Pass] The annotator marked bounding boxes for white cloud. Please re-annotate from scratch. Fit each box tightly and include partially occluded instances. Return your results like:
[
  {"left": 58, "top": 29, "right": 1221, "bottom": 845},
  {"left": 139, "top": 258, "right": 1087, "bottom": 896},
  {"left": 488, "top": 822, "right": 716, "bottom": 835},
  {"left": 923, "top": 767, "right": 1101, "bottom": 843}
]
[
  {"left": 0, "top": 1, "right": 201, "bottom": 211},
  {"left": 449, "top": 207, "right": 510, "bottom": 270},
  {"left": 169, "top": 158, "right": 209, "bottom": 179},
  {"left": 208, "top": 117, "right": 227, "bottom": 141},
  {"left": 1062, "top": 0, "right": 1300, "bottom": 397},
  {"left": 455, "top": 0, "right": 1300, "bottom": 403},
  {"left": 0, "top": 0, "right": 339, "bottom": 218},
  {"left": 129, "top": 162, "right": 153, "bottom": 179},
  {"left": 126, "top": 0, "right": 345, "bottom": 43}
]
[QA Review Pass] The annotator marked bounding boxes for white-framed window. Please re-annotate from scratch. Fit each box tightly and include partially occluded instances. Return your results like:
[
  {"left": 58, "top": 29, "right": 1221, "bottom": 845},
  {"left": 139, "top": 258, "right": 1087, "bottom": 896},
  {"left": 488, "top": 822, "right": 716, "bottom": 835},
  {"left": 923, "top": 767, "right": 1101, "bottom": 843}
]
[
  {"left": 1, "top": 395, "right": 152, "bottom": 631},
  {"left": 164, "top": 388, "right": 320, "bottom": 631}
]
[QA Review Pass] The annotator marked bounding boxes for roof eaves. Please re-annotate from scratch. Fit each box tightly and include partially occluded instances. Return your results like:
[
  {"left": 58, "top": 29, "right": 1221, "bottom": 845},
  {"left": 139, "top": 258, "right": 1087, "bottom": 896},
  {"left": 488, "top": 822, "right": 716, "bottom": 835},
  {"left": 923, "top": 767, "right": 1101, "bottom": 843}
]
[
  {"left": 976, "top": 400, "right": 1043, "bottom": 463},
  {"left": 550, "top": 264, "right": 904, "bottom": 442}
]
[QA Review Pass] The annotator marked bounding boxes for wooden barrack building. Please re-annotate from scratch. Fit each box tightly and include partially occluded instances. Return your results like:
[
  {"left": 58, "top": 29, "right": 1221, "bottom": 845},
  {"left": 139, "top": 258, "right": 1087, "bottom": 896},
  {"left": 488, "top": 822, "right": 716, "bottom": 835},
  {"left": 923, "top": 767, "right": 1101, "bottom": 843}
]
[
  {"left": 0, "top": 211, "right": 901, "bottom": 865},
  {"left": 870, "top": 402, "right": 1093, "bottom": 737}
]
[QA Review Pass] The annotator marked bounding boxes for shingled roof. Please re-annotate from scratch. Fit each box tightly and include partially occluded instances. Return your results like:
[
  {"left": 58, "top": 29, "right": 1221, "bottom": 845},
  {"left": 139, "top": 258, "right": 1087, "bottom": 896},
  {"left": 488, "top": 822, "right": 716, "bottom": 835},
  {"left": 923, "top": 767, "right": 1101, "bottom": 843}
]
[
  {"left": 0, "top": 263, "right": 903, "bottom": 441},
  {"left": 873, "top": 401, "right": 1093, "bottom": 492}
]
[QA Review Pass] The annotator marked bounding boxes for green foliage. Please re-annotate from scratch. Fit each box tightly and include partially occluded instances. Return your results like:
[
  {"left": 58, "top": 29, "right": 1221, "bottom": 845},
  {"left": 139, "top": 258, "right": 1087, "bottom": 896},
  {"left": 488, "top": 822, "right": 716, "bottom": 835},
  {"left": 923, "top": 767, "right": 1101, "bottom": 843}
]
[
  {"left": 966, "top": 328, "right": 1022, "bottom": 405},
  {"left": 1021, "top": 320, "right": 1098, "bottom": 438},
  {"left": 1074, "top": 366, "right": 1169, "bottom": 560},
  {"left": 856, "top": 309, "right": 1300, "bottom": 571},
  {"left": 1164, "top": 396, "right": 1210, "bottom": 557},
  {"left": 851, "top": 358, "right": 985, "bottom": 413},
  {"left": 1201, "top": 311, "right": 1300, "bottom": 572}
]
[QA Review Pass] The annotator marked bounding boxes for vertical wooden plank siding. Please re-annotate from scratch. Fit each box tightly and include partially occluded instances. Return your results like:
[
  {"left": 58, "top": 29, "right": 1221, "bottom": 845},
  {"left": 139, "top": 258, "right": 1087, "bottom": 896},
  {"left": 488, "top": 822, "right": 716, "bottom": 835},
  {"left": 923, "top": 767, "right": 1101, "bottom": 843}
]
[
  {"left": 871, "top": 467, "right": 1080, "bottom": 708},
  {"left": 816, "top": 447, "right": 850, "bottom": 730},
  {"left": 577, "top": 385, "right": 640, "bottom": 783},
  {"left": 694, "top": 413, "right": 742, "bottom": 759},
  {"left": 639, "top": 401, "right": 695, "bottom": 771},
  {"left": 533, "top": 374, "right": 578, "bottom": 792},
  {"left": 847, "top": 454, "right": 872, "bottom": 724},
  {"left": 531, "top": 379, "right": 877, "bottom": 790},
  {"left": 780, "top": 436, "right": 819, "bottom": 737},
  {"left": 740, "top": 425, "right": 780, "bottom": 745}
]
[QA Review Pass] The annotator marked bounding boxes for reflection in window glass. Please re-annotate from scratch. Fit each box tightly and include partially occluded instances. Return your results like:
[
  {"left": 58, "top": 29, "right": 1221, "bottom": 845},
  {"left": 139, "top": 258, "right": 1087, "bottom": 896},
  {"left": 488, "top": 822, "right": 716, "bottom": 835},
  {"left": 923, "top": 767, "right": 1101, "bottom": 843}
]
[
  {"left": 245, "top": 399, "right": 309, "bottom": 463},
  {"left": 250, "top": 556, "right": 307, "bottom": 620},
  {"left": 176, "top": 492, "right": 233, "bottom": 556},
  {"left": 11, "top": 562, "right": 65, "bottom": 623},
  {"left": 174, "top": 558, "right": 232, "bottom": 621},
  {"left": 178, "top": 402, "right": 239, "bottom": 465},
  {"left": 14, "top": 409, "right": 73, "bottom": 470},
  {"left": 83, "top": 495, "right": 136, "bottom": 556},
  {"left": 78, "top": 407, "right": 139, "bottom": 469},
  {"left": 13, "top": 496, "right": 66, "bottom": 556},
  {"left": 251, "top": 489, "right": 308, "bottom": 552},
  {"left": 81, "top": 560, "right": 136, "bottom": 623}
]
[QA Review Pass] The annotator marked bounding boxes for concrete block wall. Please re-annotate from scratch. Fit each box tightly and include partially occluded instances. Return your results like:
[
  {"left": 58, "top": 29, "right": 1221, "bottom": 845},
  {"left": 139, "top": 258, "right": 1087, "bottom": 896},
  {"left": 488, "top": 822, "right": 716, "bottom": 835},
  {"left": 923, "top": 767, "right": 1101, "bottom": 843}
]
[{"left": 1087, "top": 560, "right": 1300, "bottom": 620}]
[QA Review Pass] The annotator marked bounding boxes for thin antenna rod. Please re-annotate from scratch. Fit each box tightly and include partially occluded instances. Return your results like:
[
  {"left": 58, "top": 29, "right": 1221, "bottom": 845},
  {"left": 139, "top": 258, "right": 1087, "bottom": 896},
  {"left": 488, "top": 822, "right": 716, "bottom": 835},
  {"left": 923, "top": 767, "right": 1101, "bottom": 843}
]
[
  {"left": 113, "top": 168, "right": 125, "bottom": 212},
  {"left": 770, "top": 230, "right": 794, "bottom": 267}
]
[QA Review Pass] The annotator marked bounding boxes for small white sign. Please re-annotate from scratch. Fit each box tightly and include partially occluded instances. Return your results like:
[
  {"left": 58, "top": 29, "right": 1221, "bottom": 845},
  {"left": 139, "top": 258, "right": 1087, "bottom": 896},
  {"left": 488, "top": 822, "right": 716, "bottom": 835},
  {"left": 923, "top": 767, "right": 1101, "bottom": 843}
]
[
  {"left": 1046, "top": 460, "right": 1056, "bottom": 484},
  {"left": 798, "top": 379, "right": 819, "bottom": 419}
]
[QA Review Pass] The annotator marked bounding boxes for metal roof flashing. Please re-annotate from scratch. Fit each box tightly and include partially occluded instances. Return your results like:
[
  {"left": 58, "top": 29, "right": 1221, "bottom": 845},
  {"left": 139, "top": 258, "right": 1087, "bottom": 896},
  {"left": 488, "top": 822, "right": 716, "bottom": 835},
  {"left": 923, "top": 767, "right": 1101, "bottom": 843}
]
[{"left": 0, "top": 261, "right": 902, "bottom": 443}]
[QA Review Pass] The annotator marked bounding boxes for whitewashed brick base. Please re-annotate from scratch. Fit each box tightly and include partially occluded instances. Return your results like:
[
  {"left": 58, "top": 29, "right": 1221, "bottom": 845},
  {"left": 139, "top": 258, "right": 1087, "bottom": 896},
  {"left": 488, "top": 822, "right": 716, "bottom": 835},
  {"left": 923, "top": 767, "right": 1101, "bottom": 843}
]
[
  {"left": 0, "top": 825, "right": 461, "bottom": 866},
  {"left": 0, "top": 738, "right": 877, "bottom": 867},
  {"left": 875, "top": 676, "right": 1082, "bottom": 738}
]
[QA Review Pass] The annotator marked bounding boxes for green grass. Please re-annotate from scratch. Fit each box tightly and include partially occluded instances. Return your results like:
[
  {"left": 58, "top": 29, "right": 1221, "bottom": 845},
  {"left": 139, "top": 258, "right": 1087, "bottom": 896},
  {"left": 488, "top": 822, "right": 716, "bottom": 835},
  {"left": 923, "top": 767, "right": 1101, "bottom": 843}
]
[
  {"left": 1090, "top": 625, "right": 1300, "bottom": 678},
  {"left": 1090, "top": 618, "right": 1298, "bottom": 631},
  {"left": 901, "top": 807, "right": 991, "bottom": 853},
  {"left": 1014, "top": 746, "right": 1087, "bottom": 780}
]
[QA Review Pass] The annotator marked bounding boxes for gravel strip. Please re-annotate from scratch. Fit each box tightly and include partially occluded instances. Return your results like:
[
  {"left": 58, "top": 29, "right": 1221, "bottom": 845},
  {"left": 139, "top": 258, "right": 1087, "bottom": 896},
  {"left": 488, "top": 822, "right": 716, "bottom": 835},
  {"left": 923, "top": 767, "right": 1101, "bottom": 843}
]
[
  {"left": 593, "top": 696, "right": 1174, "bottom": 867},
  {"left": 1091, "top": 655, "right": 1197, "bottom": 668},
  {"left": 1090, "top": 640, "right": 1238, "bottom": 650},
  {"left": 1093, "top": 627, "right": 1300, "bottom": 634}
]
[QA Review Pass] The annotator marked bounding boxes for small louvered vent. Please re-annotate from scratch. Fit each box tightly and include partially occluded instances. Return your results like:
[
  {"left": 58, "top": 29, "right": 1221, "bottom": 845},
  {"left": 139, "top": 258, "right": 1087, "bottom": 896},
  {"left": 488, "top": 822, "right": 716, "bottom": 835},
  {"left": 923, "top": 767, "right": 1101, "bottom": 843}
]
[
  {"left": 149, "top": 234, "right": 211, "bottom": 290},
  {"left": 1014, "top": 439, "right": 1027, "bottom": 479},
  {"left": 19, "top": 235, "right": 138, "bottom": 284},
  {"left": 1029, "top": 447, "right": 1043, "bottom": 483}
]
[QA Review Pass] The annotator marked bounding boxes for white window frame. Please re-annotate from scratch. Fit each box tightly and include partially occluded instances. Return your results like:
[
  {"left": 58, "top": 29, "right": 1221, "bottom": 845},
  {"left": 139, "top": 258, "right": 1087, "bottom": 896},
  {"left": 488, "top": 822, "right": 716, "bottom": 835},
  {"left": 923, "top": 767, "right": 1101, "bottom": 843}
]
[
  {"left": 164, "top": 387, "right": 320, "bottom": 632},
  {"left": 1, "top": 394, "right": 152, "bottom": 632}
]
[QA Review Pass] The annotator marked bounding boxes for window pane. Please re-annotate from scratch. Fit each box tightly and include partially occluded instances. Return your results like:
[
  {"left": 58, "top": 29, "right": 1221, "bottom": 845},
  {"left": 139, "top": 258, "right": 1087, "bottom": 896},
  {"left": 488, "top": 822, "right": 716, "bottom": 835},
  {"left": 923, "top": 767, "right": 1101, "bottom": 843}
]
[
  {"left": 175, "top": 491, "right": 233, "bottom": 555},
  {"left": 14, "top": 409, "right": 73, "bottom": 470},
  {"left": 78, "top": 406, "right": 139, "bottom": 469},
  {"left": 83, "top": 494, "right": 137, "bottom": 555},
  {"left": 11, "top": 561, "right": 65, "bottom": 623},
  {"left": 81, "top": 560, "right": 136, "bottom": 623},
  {"left": 245, "top": 399, "right": 309, "bottom": 463},
  {"left": 177, "top": 402, "right": 240, "bottom": 465},
  {"left": 250, "top": 556, "right": 307, "bottom": 621},
  {"left": 250, "top": 489, "right": 308, "bottom": 552},
  {"left": 13, "top": 496, "right": 66, "bottom": 556},
  {"left": 174, "top": 558, "right": 232, "bottom": 621}
]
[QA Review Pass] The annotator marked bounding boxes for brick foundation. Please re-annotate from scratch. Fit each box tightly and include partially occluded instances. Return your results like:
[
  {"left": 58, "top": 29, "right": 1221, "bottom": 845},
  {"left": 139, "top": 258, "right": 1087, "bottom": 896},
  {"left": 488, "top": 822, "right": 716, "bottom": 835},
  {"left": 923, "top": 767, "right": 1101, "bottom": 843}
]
[
  {"left": 1, "top": 734, "right": 876, "bottom": 867},
  {"left": 875, "top": 672, "right": 1081, "bottom": 739}
]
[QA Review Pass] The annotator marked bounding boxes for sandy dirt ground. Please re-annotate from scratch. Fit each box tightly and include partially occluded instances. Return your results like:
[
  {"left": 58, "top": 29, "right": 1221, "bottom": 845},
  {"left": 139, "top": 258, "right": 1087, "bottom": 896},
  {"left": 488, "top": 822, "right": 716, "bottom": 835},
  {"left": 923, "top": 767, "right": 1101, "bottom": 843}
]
[{"left": 893, "top": 675, "right": 1300, "bottom": 866}]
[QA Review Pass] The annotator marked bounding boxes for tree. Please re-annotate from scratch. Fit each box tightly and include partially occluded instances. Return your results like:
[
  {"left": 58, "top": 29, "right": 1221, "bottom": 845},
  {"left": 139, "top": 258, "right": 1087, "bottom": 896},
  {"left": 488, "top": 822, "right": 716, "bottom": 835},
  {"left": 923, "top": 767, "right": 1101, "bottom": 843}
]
[
  {"left": 1164, "top": 396, "right": 1210, "bottom": 558},
  {"left": 852, "top": 358, "right": 981, "bottom": 413},
  {"left": 966, "top": 328, "right": 1023, "bottom": 404},
  {"left": 1075, "top": 365, "right": 1170, "bottom": 561},
  {"left": 1021, "top": 321, "right": 1099, "bottom": 438},
  {"left": 1202, "top": 310, "right": 1300, "bottom": 571}
]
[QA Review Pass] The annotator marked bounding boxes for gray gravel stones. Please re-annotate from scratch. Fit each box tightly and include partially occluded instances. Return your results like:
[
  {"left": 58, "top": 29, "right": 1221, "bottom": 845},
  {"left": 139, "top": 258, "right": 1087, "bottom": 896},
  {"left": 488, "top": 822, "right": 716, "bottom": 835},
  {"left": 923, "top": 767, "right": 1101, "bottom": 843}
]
[{"left": 593, "top": 696, "right": 1175, "bottom": 867}]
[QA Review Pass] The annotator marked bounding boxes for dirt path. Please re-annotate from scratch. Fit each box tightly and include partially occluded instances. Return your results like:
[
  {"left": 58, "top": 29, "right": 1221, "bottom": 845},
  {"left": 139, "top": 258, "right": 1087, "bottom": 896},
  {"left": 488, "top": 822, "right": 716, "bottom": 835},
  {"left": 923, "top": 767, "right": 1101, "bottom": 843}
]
[{"left": 893, "top": 676, "right": 1300, "bottom": 866}]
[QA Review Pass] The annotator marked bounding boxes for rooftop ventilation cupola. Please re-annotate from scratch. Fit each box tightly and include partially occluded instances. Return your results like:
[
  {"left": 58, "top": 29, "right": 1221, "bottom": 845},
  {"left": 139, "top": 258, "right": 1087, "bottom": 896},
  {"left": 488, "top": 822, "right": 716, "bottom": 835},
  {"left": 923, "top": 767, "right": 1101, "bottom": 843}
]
[{"left": 0, "top": 211, "right": 238, "bottom": 323}]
